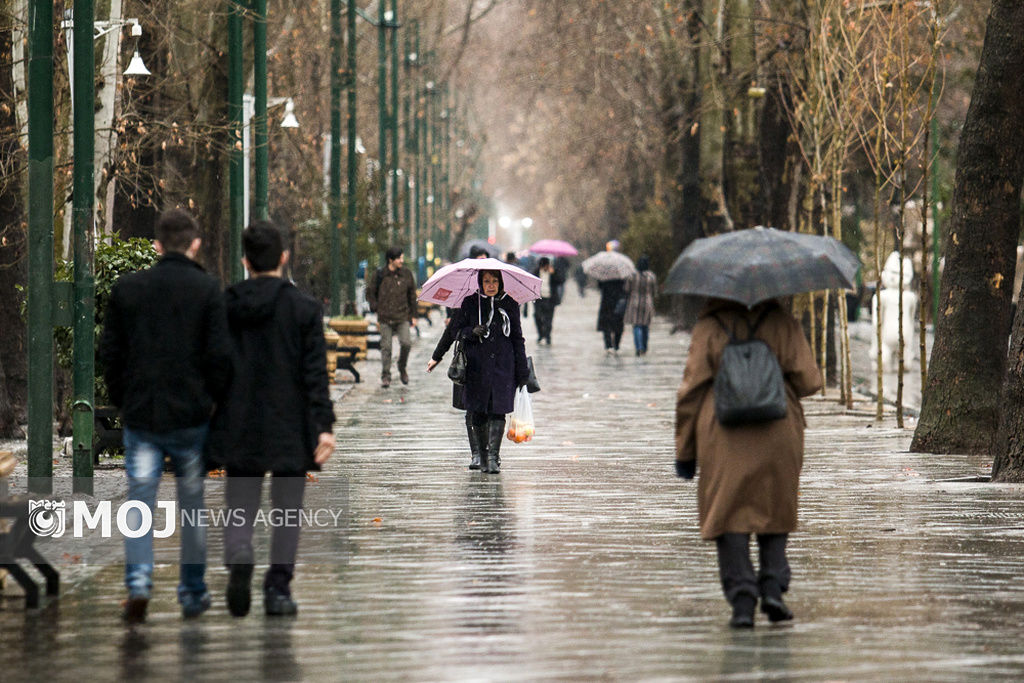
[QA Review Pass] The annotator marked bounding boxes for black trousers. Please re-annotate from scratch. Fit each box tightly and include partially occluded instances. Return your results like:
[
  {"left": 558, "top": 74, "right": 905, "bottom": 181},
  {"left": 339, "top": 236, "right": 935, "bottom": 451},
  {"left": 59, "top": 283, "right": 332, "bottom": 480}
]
[
  {"left": 534, "top": 298, "right": 555, "bottom": 342},
  {"left": 715, "top": 532, "right": 790, "bottom": 603},
  {"left": 602, "top": 323, "right": 623, "bottom": 350},
  {"left": 224, "top": 472, "right": 307, "bottom": 594}
]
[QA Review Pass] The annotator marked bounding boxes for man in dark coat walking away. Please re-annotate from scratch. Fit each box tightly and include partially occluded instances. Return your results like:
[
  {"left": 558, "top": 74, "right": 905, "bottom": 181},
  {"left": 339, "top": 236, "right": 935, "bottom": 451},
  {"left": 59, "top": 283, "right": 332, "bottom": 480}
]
[
  {"left": 100, "top": 207, "right": 233, "bottom": 624},
  {"left": 367, "top": 245, "right": 418, "bottom": 387},
  {"left": 206, "top": 220, "right": 336, "bottom": 617},
  {"left": 597, "top": 278, "right": 627, "bottom": 354}
]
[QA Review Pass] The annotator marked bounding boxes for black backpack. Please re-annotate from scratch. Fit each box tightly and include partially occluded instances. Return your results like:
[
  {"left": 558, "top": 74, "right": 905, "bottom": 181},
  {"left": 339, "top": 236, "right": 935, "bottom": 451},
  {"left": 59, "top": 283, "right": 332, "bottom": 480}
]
[{"left": 711, "top": 309, "right": 787, "bottom": 426}]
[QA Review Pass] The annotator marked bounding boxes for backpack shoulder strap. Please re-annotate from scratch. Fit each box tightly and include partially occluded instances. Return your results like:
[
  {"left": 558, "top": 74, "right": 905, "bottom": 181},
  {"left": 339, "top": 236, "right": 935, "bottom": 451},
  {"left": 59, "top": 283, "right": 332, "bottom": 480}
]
[
  {"left": 711, "top": 313, "right": 738, "bottom": 342},
  {"left": 747, "top": 306, "right": 774, "bottom": 339}
]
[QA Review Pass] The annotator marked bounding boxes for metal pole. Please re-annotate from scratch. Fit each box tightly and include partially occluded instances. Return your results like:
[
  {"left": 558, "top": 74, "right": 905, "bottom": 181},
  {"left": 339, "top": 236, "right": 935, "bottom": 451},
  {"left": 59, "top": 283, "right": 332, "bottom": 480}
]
[
  {"left": 402, "top": 29, "right": 411, "bottom": 254},
  {"left": 329, "top": 0, "right": 342, "bottom": 316},
  {"left": 377, "top": 0, "right": 388, "bottom": 240},
  {"left": 347, "top": 0, "right": 358, "bottom": 311},
  {"left": 441, "top": 82, "right": 451, "bottom": 258},
  {"left": 930, "top": 111, "right": 940, "bottom": 325},
  {"left": 72, "top": 0, "right": 95, "bottom": 492},
  {"left": 390, "top": 0, "right": 400, "bottom": 244},
  {"left": 229, "top": 0, "right": 244, "bottom": 283},
  {"left": 253, "top": 0, "right": 268, "bottom": 221},
  {"left": 27, "top": 0, "right": 54, "bottom": 493},
  {"left": 413, "top": 22, "right": 422, "bottom": 263}
]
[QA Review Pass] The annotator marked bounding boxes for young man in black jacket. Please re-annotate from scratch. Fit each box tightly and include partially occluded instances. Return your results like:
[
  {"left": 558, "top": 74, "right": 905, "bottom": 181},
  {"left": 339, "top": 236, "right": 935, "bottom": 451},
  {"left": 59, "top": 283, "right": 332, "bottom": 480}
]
[
  {"left": 100, "top": 208, "right": 233, "bottom": 623},
  {"left": 205, "top": 220, "right": 335, "bottom": 617}
]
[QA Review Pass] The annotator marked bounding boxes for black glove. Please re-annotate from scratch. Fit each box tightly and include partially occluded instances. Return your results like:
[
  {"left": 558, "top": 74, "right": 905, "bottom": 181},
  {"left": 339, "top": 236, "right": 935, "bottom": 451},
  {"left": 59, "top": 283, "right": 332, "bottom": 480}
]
[
  {"left": 472, "top": 324, "right": 487, "bottom": 339},
  {"left": 675, "top": 460, "right": 696, "bottom": 480}
]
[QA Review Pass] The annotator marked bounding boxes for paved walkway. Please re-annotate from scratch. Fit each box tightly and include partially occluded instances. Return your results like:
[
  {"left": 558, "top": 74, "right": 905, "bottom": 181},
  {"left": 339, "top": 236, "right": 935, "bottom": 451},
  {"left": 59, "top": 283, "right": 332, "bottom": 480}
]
[{"left": 2, "top": 289, "right": 1021, "bottom": 682}]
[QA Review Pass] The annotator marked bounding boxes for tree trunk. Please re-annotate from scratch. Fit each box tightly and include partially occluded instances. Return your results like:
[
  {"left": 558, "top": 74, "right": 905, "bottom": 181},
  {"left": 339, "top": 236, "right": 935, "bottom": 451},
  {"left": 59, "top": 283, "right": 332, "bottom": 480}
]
[
  {"left": 912, "top": 0, "right": 1024, "bottom": 454},
  {"left": 697, "top": 0, "right": 733, "bottom": 235}
]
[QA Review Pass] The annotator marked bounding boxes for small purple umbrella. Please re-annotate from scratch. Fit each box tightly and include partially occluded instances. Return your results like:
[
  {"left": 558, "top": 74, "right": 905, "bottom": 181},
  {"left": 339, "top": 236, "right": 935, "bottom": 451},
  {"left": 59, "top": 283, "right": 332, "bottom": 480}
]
[
  {"left": 529, "top": 239, "right": 579, "bottom": 257},
  {"left": 418, "top": 257, "right": 542, "bottom": 307}
]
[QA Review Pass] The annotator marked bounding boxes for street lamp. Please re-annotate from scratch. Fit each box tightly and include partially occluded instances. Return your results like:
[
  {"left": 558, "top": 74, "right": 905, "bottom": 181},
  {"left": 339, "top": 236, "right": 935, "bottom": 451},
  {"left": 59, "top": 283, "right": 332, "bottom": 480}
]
[{"left": 242, "top": 94, "right": 300, "bottom": 229}]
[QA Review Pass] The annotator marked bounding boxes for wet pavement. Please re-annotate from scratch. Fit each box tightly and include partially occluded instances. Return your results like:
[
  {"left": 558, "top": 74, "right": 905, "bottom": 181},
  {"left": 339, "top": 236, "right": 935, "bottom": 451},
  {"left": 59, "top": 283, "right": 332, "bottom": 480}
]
[{"left": 2, "top": 289, "right": 1023, "bottom": 681}]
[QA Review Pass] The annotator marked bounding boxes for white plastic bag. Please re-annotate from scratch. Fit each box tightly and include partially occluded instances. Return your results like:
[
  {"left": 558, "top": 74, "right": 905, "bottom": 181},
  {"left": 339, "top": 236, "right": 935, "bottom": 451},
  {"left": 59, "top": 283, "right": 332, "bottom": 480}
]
[{"left": 506, "top": 386, "right": 535, "bottom": 444}]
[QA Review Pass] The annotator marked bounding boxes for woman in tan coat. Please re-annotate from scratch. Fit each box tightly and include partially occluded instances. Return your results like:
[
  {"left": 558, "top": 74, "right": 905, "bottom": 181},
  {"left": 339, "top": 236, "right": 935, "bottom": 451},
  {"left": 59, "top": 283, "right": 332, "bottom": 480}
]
[{"left": 675, "top": 298, "right": 821, "bottom": 628}]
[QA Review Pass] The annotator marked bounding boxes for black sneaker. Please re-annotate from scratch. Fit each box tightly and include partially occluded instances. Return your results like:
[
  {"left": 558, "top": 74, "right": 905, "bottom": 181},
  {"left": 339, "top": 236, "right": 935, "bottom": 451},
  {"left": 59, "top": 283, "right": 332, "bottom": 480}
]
[
  {"left": 265, "top": 588, "right": 298, "bottom": 616},
  {"left": 226, "top": 559, "right": 254, "bottom": 617},
  {"left": 122, "top": 594, "right": 149, "bottom": 624},
  {"left": 400, "top": 369, "right": 409, "bottom": 385}
]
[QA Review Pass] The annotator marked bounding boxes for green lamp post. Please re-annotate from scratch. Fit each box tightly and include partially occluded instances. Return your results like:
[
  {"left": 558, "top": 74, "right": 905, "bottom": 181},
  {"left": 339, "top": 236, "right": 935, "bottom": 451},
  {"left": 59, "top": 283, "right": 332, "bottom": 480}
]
[{"left": 27, "top": 0, "right": 55, "bottom": 493}]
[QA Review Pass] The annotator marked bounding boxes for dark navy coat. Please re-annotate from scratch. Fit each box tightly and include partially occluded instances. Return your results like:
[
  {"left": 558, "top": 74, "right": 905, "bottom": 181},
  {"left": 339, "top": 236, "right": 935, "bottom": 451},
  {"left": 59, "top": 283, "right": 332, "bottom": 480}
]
[{"left": 454, "top": 292, "right": 528, "bottom": 415}]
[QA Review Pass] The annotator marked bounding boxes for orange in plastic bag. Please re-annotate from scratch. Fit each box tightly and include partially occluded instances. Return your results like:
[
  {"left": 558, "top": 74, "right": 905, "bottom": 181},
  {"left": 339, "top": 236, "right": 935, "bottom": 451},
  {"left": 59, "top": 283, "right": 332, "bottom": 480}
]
[{"left": 506, "top": 386, "right": 535, "bottom": 443}]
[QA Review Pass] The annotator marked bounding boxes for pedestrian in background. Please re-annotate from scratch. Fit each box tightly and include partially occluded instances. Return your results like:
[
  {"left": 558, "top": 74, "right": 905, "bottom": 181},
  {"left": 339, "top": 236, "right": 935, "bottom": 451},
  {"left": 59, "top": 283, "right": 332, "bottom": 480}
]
[
  {"left": 367, "top": 246, "right": 418, "bottom": 387},
  {"left": 532, "top": 257, "right": 558, "bottom": 345},
  {"left": 100, "top": 207, "right": 233, "bottom": 623},
  {"left": 597, "top": 277, "right": 626, "bottom": 355},
  {"left": 572, "top": 263, "right": 588, "bottom": 298},
  {"left": 428, "top": 270, "right": 528, "bottom": 474},
  {"left": 205, "top": 220, "right": 335, "bottom": 617},
  {"left": 624, "top": 255, "right": 657, "bottom": 356},
  {"left": 674, "top": 298, "right": 821, "bottom": 628}
]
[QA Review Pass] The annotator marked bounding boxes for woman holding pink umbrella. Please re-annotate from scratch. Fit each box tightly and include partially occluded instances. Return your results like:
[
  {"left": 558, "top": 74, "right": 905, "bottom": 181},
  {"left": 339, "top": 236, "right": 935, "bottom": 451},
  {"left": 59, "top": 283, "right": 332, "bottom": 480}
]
[{"left": 426, "top": 266, "right": 532, "bottom": 474}]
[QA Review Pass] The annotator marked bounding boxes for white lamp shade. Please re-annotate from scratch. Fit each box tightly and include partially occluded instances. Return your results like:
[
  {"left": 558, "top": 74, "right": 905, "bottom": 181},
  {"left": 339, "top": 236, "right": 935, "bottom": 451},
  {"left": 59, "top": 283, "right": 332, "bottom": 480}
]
[
  {"left": 123, "top": 51, "right": 150, "bottom": 76},
  {"left": 280, "top": 99, "right": 299, "bottom": 128}
]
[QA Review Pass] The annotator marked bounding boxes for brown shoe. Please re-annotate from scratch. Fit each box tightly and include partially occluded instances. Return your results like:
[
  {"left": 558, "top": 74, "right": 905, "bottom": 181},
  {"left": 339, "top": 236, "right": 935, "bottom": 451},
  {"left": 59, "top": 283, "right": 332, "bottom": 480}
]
[
  {"left": 400, "top": 370, "right": 409, "bottom": 385},
  {"left": 381, "top": 377, "right": 391, "bottom": 388}
]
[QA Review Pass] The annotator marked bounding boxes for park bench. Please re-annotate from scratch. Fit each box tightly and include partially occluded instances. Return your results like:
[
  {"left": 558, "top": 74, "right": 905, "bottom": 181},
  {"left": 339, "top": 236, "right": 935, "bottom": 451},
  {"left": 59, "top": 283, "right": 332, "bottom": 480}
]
[{"left": 0, "top": 453, "right": 60, "bottom": 608}]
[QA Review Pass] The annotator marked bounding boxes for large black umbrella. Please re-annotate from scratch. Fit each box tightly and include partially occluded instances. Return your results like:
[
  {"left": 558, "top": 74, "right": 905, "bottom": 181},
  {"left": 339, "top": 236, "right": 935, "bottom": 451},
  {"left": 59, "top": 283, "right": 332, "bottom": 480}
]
[{"left": 664, "top": 226, "right": 860, "bottom": 307}]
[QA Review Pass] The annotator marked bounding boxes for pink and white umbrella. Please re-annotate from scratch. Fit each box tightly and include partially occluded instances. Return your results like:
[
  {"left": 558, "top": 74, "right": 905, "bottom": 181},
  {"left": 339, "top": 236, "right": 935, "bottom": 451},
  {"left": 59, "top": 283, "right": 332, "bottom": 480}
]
[
  {"left": 529, "top": 239, "right": 579, "bottom": 257},
  {"left": 418, "top": 257, "right": 542, "bottom": 307}
]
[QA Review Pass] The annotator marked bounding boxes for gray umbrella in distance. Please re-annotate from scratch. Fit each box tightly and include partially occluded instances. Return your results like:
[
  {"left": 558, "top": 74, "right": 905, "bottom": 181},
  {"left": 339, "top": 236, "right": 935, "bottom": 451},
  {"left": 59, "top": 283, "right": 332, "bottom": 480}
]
[
  {"left": 581, "top": 250, "right": 636, "bottom": 281},
  {"left": 663, "top": 226, "right": 860, "bottom": 307}
]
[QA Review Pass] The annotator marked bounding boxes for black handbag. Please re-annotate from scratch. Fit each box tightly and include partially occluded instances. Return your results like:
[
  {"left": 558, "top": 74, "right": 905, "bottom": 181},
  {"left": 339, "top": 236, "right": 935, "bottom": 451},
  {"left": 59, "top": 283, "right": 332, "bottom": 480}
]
[
  {"left": 448, "top": 340, "right": 467, "bottom": 385},
  {"left": 526, "top": 356, "right": 541, "bottom": 393}
]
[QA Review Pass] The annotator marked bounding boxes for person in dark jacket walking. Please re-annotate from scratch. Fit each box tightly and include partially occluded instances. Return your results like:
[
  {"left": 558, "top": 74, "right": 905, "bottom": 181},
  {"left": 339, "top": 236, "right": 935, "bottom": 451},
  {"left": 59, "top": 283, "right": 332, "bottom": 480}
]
[
  {"left": 597, "top": 278, "right": 627, "bottom": 354},
  {"left": 367, "top": 246, "right": 418, "bottom": 387},
  {"left": 205, "top": 220, "right": 336, "bottom": 617},
  {"left": 430, "top": 247, "right": 490, "bottom": 469},
  {"left": 427, "top": 270, "right": 528, "bottom": 474},
  {"left": 100, "top": 208, "right": 233, "bottom": 623},
  {"left": 531, "top": 257, "right": 561, "bottom": 345}
]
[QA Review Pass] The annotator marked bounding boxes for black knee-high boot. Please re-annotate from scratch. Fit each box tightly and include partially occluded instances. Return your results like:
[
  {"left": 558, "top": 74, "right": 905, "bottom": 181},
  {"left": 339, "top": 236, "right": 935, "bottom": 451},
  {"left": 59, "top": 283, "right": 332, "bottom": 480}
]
[
  {"left": 483, "top": 418, "right": 505, "bottom": 474},
  {"left": 465, "top": 414, "right": 483, "bottom": 470}
]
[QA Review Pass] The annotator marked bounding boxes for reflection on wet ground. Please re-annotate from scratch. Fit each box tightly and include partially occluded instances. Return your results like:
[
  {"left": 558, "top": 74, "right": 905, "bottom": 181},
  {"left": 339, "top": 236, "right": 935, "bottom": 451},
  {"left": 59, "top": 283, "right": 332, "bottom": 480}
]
[{"left": 2, "top": 292, "right": 1023, "bottom": 681}]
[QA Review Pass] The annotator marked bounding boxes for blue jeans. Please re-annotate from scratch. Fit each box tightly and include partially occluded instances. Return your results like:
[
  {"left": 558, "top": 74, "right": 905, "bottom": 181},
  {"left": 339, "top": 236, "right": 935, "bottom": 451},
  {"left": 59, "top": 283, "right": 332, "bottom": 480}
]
[
  {"left": 123, "top": 424, "right": 208, "bottom": 602},
  {"left": 633, "top": 325, "right": 649, "bottom": 353}
]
